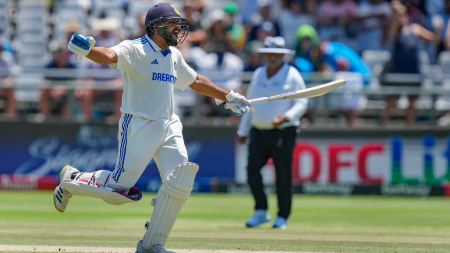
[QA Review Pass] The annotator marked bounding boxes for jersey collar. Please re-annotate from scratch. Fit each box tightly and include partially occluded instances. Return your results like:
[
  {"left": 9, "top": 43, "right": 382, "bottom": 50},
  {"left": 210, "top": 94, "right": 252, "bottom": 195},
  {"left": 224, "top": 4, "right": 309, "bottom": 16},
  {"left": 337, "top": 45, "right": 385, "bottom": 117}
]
[{"left": 147, "top": 35, "right": 172, "bottom": 57}]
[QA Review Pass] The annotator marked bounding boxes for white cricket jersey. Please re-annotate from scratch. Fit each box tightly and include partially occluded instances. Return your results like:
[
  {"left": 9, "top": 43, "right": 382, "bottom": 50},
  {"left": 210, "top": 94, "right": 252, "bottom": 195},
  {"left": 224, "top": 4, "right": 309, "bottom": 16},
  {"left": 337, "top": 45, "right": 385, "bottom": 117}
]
[
  {"left": 109, "top": 35, "right": 197, "bottom": 120},
  {"left": 237, "top": 63, "right": 308, "bottom": 137}
]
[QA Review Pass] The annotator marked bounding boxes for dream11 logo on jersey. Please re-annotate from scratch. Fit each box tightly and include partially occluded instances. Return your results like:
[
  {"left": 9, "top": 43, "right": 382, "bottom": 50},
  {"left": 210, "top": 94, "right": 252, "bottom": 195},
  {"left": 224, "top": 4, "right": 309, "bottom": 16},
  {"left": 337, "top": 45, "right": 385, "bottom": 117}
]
[{"left": 291, "top": 135, "right": 450, "bottom": 186}]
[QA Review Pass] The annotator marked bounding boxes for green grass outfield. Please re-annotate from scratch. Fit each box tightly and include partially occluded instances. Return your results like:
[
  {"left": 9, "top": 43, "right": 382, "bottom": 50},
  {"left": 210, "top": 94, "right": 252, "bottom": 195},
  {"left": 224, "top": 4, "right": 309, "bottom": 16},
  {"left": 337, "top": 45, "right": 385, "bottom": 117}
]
[{"left": 1, "top": 191, "right": 450, "bottom": 252}]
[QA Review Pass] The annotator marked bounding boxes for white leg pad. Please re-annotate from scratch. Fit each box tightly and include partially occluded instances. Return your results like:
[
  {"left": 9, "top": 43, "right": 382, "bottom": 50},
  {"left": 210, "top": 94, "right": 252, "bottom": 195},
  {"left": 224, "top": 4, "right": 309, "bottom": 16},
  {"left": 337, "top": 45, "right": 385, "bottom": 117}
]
[
  {"left": 60, "top": 170, "right": 142, "bottom": 205},
  {"left": 141, "top": 162, "right": 199, "bottom": 249}
]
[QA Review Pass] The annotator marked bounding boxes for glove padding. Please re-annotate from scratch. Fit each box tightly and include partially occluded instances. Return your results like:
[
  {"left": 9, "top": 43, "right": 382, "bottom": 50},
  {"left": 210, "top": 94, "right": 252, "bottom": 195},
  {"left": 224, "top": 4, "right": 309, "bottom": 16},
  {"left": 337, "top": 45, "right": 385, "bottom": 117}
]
[
  {"left": 68, "top": 34, "right": 96, "bottom": 57},
  {"left": 225, "top": 90, "right": 251, "bottom": 116}
]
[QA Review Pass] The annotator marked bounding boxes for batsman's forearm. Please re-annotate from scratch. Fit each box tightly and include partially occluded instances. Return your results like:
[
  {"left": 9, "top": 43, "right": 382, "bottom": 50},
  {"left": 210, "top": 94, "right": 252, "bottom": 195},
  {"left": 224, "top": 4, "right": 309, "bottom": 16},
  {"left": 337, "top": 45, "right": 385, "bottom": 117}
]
[
  {"left": 189, "top": 74, "right": 229, "bottom": 102},
  {"left": 86, "top": 47, "right": 118, "bottom": 65}
]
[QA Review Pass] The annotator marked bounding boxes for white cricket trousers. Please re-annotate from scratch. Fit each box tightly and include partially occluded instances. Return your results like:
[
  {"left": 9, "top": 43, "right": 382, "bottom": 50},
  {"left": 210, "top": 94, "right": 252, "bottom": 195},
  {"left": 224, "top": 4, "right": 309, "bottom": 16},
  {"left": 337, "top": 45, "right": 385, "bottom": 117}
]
[{"left": 107, "top": 113, "right": 188, "bottom": 192}]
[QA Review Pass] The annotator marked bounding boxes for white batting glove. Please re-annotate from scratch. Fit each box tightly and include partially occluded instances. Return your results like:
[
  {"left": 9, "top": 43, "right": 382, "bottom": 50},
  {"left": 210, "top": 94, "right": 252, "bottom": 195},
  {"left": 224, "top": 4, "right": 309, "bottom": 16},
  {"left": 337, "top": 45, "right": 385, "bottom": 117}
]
[
  {"left": 68, "top": 34, "right": 96, "bottom": 57},
  {"left": 225, "top": 90, "right": 251, "bottom": 116}
]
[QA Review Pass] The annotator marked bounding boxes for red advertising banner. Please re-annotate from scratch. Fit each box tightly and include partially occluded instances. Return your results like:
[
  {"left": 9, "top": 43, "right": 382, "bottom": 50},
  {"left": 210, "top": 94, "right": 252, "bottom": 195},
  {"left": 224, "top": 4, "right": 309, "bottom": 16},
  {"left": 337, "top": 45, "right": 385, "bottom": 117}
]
[
  {"left": 236, "top": 136, "right": 450, "bottom": 186},
  {"left": 0, "top": 175, "right": 58, "bottom": 190}
]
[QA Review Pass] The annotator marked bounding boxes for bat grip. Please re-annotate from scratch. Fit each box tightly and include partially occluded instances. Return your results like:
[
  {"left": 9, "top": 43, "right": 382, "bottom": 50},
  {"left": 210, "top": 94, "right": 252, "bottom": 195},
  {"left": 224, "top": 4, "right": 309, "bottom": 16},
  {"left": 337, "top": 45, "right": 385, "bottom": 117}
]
[
  {"left": 224, "top": 97, "right": 267, "bottom": 109},
  {"left": 224, "top": 103, "right": 240, "bottom": 109}
]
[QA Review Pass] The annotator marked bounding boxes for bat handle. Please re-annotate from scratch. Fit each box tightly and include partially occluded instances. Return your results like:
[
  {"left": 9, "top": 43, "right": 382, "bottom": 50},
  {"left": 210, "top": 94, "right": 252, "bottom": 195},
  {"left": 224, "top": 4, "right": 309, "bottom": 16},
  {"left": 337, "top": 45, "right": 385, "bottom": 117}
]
[
  {"left": 224, "top": 97, "right": 267, "bottom": 109},
  {"left": 224, "top": 103, "right": 241, "bottom": 109},
  {"left": 75, "top": 54, "right": 79, "bottom": 61}
]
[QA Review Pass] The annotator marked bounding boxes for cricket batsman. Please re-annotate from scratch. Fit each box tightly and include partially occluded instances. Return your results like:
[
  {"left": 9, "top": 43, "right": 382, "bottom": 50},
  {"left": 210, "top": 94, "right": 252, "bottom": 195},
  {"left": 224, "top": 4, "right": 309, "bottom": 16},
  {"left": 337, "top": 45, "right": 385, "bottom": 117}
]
[{"left": 53, "top": 3, "right": 251, "bottom": 253}]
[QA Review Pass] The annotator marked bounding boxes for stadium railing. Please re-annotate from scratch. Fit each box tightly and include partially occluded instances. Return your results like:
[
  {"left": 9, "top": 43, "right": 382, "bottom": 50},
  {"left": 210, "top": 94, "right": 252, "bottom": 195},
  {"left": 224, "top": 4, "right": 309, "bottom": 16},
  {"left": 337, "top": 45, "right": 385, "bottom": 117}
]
[{"left": 1, "top": 68, "right": 450, "bottom": 126}]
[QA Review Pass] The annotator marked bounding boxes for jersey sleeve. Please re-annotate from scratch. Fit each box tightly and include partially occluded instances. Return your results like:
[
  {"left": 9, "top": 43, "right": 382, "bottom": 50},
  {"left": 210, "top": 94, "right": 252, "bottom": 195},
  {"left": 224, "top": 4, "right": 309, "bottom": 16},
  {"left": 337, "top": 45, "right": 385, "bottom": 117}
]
[
  {"left": 175, "top": 54, "right": 197, "bottom": 91},
  {"left": 108, "top": 41, "right": 135, "bottom": 71}
]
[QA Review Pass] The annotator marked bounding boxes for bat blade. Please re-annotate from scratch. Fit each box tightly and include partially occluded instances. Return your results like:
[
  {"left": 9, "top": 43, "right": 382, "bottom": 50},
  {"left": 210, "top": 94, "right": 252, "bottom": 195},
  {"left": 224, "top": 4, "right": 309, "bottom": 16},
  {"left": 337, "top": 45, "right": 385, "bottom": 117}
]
[
  {"left": 265, "top": 79, "right": 346, "bottom": 102},
  {"left": 223, "top": 79, "right": 346, "bottom": 109}
]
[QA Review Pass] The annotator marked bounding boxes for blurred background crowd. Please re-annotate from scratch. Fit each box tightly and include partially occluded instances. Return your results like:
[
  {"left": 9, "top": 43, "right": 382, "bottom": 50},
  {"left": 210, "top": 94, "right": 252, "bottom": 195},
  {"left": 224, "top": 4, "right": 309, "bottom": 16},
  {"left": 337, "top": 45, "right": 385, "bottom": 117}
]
[{"left": 1, "top": 0, "right": 450, "bottom": 127}]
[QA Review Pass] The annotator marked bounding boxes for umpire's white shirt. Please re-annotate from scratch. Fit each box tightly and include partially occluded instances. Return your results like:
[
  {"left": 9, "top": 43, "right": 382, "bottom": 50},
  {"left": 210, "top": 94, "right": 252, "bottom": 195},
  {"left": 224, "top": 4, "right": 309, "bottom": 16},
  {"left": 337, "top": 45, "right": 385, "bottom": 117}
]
[
  {"left": 238, "top": 63, "right": 308, "bottom": 137},
  {"left": 109, "top": 35, "right": 197, "bottom": 120}
]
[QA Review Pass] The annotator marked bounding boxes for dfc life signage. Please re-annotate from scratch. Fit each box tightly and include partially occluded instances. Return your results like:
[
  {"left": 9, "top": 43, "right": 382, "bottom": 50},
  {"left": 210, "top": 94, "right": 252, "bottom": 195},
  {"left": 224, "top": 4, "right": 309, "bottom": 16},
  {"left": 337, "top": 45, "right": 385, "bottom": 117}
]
[{"left": 235, "top": 135, "right": 450, "bottom": 186}]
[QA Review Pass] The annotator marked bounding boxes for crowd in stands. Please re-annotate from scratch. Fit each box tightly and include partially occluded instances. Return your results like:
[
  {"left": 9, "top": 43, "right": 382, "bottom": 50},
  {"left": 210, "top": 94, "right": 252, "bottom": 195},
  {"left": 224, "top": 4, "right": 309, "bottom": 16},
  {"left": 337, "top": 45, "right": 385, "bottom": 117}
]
[{"left": 0, "top": 0, "right": 450, "bottom": 127}]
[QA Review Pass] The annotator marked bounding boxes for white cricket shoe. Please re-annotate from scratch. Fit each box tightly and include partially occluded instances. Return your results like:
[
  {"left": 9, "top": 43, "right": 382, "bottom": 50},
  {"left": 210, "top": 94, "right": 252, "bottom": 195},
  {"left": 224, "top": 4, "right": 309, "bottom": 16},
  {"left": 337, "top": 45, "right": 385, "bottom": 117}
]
[
  {"left": 272, "top": 217, "right": 288, "bottom": 229},
  {"left": 53, "top": 165, "right": 79, "bottom": 212},
  {"left": 246, "top": 209, "right": 271, "bottom": 228},
  {"left": 136, "top": 240, "right": 175, "bottom": 253}
]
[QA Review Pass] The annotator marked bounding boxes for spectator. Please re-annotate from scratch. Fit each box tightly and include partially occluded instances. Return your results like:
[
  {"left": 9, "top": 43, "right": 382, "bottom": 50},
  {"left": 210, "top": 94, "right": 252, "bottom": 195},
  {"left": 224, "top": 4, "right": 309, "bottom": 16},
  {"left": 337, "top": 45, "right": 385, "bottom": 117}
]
[
  {"left": 245, "top": 21, "right": 276, "bottom": 71},
  {"left": 317, "top": 0, "right": 358, "bottom": 43},
  {"left": 279, "top": 0, "right": 315, "bottom": 50},
  {"left": 182, "top": 0, "right": 206, "bottom": 47},
  {"left": 79, "top": 17, "right": 123, "bottom": 122},
  {"left": 399, "top": 0, "right": 427, "bottom": 26},
  {"left": 247, "top": 0, "right": 280, "bottom": 42},
  {"left": 177, "top": 0, "right": 207, "bottom": 63},
  {"left": 293, "top": 24, "right": 322, "bottom": 72},
  {"left": 0, "top": 42, "right": 15, "bottom": 119},
  {"left": 223, "top": 1, "right": 247, "bottom": 52},
  {"left": 40, "top": 47, "right": 77, "bottom": 120},
  {"left": 381, "top": 3, "right": 442, "bottom": 124},
  {"left": 356, "top": 0, "right": 393, "bottom": 53},
  {"left": 191, "top": 9, "right": 243, "bottom": 91},
  {"left": 244, "top": 40, "right": 264, "bottom": 72},
  {"left": 294, "top": 25, "right": 371, "bottom": 79}
]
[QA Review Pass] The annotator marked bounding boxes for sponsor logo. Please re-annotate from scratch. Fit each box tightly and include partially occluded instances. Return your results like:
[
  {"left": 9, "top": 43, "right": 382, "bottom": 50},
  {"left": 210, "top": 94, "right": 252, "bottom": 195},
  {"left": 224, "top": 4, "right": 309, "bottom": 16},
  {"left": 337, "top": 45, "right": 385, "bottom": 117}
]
[
  {"left": 172, "top": 5, "right": 181, "bottom": 16},
  {"left": 174, "top": 61, "right": 176, "bottom": 70},
  {"left": 152, "top": 72, "right": 177, "bottom": 84},
  {"left": 227, "top": 184, "right": 276, "bottom": 194},
  {"left": 303, "top": 183, "right": 354, "bottom": 195},
  {"left": 151, "top": 17, "right": 161, "bottom": 23},
  {"left": 151, "top": 59, "right": 158, "bottom": 65},
  {"left": 381, "top": 184, "right": 432, "bottom": 197}
]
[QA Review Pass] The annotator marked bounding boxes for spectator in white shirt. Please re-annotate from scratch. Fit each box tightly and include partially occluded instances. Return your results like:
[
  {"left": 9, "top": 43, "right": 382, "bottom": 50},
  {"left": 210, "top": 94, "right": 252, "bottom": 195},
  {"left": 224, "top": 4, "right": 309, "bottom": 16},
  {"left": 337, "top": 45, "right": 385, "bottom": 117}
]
[{"left": 237, "top": 36, "right": 308, "bottom": 230}]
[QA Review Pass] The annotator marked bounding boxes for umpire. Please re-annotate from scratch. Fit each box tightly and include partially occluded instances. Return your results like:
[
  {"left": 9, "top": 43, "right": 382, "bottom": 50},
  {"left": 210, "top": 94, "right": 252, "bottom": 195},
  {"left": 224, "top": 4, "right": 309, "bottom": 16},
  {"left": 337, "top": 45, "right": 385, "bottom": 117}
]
[{"left": 237, "top": 36, "right": 308, "bottom": 229}]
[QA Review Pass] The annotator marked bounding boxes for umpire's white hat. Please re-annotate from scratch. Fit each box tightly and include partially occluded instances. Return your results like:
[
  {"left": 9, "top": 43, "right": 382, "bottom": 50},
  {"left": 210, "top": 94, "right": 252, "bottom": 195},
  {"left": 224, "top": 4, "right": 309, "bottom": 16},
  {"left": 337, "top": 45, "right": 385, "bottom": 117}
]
[{"left": 256, "top": 36, "right": 295, "bottom": 55}]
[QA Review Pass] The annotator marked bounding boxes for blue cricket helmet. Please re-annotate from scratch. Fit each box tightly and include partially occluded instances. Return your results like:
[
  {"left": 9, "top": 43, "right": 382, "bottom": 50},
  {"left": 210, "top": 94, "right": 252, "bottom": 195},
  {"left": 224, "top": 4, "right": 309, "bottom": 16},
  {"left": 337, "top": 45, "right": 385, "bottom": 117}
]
[{"left": 145, "top": 3, "right": 189, "bottom": 46}]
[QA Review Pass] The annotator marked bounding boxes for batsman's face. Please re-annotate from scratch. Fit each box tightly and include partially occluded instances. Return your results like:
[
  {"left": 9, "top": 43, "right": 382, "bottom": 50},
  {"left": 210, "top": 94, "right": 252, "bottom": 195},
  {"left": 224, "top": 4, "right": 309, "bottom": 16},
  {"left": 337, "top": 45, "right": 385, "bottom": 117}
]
[
  {"left": 263, "top": 53, "right": 284, "bottom": 69},
  {"left": 163, "top": 19, "right": 182, "bottom": 41}
]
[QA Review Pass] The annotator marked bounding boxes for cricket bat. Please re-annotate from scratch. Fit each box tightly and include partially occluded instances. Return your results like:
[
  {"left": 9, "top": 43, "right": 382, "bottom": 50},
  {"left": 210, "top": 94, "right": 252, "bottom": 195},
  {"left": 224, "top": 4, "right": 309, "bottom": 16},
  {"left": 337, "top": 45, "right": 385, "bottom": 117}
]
[{"left": 221, "top": 79, "right": 346, "bottom": 109}]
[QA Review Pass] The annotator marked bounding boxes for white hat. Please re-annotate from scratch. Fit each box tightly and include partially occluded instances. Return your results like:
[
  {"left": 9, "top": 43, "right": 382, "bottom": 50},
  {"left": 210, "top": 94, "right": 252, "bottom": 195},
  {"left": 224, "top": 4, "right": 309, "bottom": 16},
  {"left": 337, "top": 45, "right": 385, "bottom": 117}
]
[{"left": 256, "top": 36, "right": 295, "bottom": 55}]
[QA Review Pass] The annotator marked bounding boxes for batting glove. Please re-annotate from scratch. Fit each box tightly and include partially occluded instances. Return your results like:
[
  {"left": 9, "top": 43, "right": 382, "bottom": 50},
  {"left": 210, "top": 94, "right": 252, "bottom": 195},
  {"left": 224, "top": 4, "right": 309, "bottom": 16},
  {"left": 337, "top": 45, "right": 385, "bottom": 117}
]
[
  {"left": 68, "top": 34, "right": 96, "bottom": 57},
  {"left": 225, "top": 90, "right": 251, "bottom": 116}
]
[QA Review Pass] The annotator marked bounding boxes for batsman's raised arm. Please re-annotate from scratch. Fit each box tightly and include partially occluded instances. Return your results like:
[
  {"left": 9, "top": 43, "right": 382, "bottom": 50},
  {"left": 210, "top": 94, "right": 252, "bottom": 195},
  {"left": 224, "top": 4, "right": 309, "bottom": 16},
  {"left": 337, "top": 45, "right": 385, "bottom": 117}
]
[
  {"left": 86, "top": 47, "right": 118, "bottom": 64},
  {"left": 68, "top": 34, "right": 118, "bottom": 64}
]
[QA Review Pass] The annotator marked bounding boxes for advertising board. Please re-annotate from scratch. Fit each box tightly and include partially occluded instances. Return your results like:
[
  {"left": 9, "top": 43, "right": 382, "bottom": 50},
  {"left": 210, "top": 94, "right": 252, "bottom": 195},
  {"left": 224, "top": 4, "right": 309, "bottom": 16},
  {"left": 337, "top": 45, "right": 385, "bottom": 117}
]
[{"left": 236, "top": 135, "right": 450, "bottom": 186}]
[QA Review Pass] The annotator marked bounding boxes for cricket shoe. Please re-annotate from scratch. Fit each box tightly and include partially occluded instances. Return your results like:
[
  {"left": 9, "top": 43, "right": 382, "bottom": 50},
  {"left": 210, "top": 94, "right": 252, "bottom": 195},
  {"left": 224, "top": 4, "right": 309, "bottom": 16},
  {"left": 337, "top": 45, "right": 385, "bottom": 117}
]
[
  {"left": 246, "top": 209, "right": 271, "bottom": 228},
  {"left": 136, "top": 240, "right": 175, "bottom": 253},
  {"left": 53, "top": 165, "right": 79, "bottom": 212},
  {"left": 272, "top": 217, "right": 288, "bottom": 229}
]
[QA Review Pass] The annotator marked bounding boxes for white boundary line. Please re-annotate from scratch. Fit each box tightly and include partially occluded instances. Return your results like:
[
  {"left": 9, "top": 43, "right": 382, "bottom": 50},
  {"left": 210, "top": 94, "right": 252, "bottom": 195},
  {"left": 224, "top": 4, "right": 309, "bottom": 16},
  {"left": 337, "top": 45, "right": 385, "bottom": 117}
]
[{"left": 0, "top": 245, "right": 312, "bottom": 253}]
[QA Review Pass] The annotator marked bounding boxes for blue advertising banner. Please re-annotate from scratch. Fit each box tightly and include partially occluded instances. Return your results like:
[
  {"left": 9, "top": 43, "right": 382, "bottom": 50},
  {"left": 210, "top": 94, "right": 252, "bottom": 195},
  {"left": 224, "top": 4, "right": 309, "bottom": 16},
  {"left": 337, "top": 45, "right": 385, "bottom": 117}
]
[{"left": 0, "top": 124, "right": 236, "bottom": 183}]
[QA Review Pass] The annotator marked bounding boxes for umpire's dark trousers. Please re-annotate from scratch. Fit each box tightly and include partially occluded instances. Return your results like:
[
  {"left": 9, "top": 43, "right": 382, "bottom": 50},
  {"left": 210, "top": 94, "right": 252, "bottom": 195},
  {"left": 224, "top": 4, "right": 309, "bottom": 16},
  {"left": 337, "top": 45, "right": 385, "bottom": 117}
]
[{"left": 247, "top": 126, "right": 297, "bottom": 219}]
